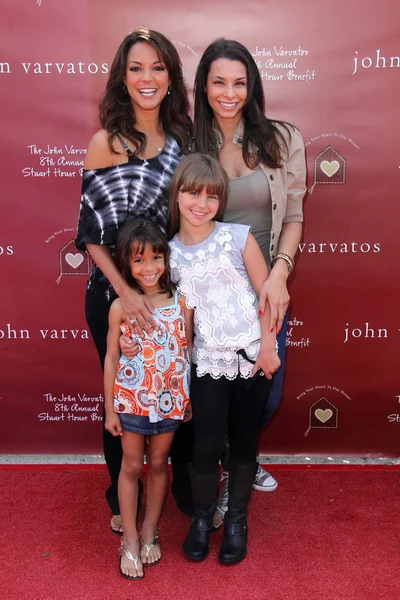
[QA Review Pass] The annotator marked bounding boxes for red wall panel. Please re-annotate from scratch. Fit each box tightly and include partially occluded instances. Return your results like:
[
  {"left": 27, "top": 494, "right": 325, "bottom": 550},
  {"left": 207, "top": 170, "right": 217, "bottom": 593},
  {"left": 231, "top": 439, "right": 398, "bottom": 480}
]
[{"left": 1, "top": 0, "right": 399, "bottom": 455}]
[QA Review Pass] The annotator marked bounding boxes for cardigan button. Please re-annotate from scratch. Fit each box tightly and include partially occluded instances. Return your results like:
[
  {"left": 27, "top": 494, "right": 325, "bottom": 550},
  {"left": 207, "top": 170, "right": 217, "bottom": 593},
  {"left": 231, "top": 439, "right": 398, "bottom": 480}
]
[
  {"left": 269, "top": 174, "right": 274, "bottom": 180},
  {"left": 238, "top": 138, "right": 243, "bottom": 143},
  {"left": 271, "top": 245, "right": 274, "bottom": 251},
  {"left": 273, "top": 204, "right": 277, "bottom": 210},
  {"left": 272, "top": 233, "right": 275, "bottom": 239}
]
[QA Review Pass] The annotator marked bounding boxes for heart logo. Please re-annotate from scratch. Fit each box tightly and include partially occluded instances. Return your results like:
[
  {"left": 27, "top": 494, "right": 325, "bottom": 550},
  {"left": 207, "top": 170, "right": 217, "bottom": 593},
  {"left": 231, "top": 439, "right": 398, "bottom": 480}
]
[
  {"left": 320, "top": 160, "right": 340, "bottom": 177},
  {"left": 65, "top": 253, "right": 84, "bottom": 269},
  {"left": 315, "top": 408, "right": 333, "bottom": 423}
]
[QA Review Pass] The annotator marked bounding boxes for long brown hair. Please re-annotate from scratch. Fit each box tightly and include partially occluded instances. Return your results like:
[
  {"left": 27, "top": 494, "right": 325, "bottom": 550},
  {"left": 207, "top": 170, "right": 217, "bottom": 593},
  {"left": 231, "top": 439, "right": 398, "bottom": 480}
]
[
  {"left": 115, "top": 219, "right": 174, "bottom": 297},
  {"left": 194, "top": 38, "right": 292, "bottom": 169},
  {"left": 100, "top": 28, "right": 192, "bottom": 155},
  {"left": 167, "top": 153, "right": 229, "bottom": 239}
]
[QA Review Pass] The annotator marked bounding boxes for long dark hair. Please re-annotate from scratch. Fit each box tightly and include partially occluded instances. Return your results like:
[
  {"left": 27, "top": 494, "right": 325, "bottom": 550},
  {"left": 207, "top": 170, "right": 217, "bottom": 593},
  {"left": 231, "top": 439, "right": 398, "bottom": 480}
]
[
  {"left": 115, "top": 219, "right": 174, "bottom": 297},
  {"left": 194, "top": 38, "right": 292, "bottom": 169},
  {"left": 100, "top": 27, "right": 192, "bottom": 155},
  {"left": 168, "top": 153, "right": 229, "bottom": 239}
]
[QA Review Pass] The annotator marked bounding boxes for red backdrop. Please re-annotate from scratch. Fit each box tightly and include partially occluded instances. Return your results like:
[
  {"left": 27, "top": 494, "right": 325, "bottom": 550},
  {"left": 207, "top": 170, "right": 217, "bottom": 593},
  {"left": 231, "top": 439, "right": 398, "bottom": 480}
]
[{"left": 1, "top": 0, "right": 399, "bottom": 455}]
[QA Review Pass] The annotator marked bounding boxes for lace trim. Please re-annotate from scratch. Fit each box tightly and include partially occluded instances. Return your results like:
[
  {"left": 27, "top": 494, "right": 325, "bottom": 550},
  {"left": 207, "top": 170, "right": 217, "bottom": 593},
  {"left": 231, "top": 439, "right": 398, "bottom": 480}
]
[
  {"left": 196, "top": 343, "right": 259, "bottom": 366},
  {"left": 196, "top": 363, "right": 254, "bottom": 380}
]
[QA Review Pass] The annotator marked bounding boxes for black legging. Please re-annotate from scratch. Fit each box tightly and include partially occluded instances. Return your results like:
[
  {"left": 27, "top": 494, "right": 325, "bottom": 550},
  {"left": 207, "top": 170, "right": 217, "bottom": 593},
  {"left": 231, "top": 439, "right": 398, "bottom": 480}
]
[
  {"left": 190, "top": 365, "right": 273, "bottom": 475},
  {"left": 85, "top": 288, "right": 123, "bottom": 515}
]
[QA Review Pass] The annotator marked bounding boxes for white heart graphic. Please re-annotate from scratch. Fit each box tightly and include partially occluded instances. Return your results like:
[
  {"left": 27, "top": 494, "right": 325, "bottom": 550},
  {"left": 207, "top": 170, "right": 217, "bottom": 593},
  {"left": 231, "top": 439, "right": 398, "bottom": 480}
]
[
  {"left": 320, "top": 160, "right": 340, "bottom": 177},
  {"left": 65, "top": 252, "right": 84, "bottom": 269},
  {"left": 315, "top": 408, "right": 333, "bottom": 423}
]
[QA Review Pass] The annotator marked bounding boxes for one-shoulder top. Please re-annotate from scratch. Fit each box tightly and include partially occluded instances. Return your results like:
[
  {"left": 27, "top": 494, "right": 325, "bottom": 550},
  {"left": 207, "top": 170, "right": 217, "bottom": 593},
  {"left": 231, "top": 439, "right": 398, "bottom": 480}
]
[{"left": 75, "top": 134, "right": 182, "bottom": 298}]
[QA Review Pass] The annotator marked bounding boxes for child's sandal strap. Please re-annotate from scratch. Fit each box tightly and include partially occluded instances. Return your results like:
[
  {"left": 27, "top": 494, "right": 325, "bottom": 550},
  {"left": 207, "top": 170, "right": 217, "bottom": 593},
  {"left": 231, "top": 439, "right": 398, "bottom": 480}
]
[
  {"left": 141, "top": 531, "right": 159, "bottom": 558},
  {"left": 120, "top": 543, "right": 140, "bottom": 567}
]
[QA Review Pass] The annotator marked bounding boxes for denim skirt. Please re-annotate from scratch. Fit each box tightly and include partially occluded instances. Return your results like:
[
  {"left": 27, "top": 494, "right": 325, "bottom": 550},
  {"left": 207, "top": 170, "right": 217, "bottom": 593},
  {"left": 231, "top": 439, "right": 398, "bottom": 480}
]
[{"left": 119, "top": 413, "right": 181, "bottom": 435}]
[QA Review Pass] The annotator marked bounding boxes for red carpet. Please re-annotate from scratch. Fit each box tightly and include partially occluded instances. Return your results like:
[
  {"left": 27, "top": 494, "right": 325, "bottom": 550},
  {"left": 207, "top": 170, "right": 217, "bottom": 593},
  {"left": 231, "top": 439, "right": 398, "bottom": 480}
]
[{"left": 1, "top": 466, "right": 399, "bottom": 600}]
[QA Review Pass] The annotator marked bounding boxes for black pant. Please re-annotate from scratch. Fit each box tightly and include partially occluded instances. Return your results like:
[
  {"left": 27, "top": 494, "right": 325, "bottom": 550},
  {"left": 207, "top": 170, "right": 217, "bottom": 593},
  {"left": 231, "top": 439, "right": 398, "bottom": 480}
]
[
  {"left": 190, "top": 365, "right": 273, "bottom": 475},
  {"left": 170, "top": 418, "right": 194, "bottom": 513},
  {"left": 85, "top": 288, "right": 123, "bottom": 515}
]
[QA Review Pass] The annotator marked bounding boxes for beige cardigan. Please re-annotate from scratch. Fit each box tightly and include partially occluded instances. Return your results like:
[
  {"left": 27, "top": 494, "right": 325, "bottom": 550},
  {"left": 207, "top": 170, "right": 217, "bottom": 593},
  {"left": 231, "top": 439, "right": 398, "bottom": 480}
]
[{"left": 213, "top": 120, "right": 307, "bottom": 263}]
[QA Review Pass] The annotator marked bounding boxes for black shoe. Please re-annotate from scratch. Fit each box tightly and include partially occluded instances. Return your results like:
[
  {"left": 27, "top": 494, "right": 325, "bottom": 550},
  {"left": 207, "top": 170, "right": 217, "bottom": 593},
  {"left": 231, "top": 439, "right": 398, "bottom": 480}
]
[
  {"left": 182, "top": 467, "right": 219, "bottom": 561},
  {"left": 219, "top": 517, "right": 248, "bottom": 564},
  {"left": 183, "top": 516, "right": 214, "bottom": 561},
  {"left": 218, "top": 461, "right": 256, "bottom": 565}
]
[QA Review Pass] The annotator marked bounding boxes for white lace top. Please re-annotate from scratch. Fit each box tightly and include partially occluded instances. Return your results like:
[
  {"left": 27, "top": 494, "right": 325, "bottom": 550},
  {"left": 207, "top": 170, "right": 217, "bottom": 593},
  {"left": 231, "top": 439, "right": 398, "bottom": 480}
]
[{"left": 169, "top": 222, "right": 261, "bottom": 380}]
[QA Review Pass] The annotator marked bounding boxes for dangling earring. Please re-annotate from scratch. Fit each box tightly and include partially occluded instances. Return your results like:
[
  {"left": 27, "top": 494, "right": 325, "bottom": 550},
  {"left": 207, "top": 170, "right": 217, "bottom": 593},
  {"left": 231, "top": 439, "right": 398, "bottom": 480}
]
[
  {"left": 167, "top": 84, "right": 171, "bottom": 95},
  {"left": 117, "top": 84, "right": 131, "bottom": 106}
]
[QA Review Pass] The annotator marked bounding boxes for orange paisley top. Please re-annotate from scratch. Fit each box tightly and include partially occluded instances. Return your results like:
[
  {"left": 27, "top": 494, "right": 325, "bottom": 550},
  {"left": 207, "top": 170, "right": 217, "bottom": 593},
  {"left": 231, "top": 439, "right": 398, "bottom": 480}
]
[{"left": 113, "top": 292, "right": 190, "bottom": 423}]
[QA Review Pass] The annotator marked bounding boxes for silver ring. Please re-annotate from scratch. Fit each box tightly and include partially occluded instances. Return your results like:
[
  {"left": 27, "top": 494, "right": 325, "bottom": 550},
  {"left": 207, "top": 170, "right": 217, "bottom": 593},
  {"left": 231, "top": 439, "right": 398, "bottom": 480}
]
[{"left": 129, "top": 318, "right": 137, "bottom": 324}]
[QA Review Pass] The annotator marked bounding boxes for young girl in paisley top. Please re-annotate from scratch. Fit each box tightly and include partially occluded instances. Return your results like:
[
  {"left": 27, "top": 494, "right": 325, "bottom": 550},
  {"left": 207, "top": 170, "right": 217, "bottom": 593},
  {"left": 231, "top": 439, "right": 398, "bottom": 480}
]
[
  {"left": 104, "top": 219, "right": 192, "bottom": 580},
  {"left": 168, "top": 153, "right": 280, "bottom": 565}
]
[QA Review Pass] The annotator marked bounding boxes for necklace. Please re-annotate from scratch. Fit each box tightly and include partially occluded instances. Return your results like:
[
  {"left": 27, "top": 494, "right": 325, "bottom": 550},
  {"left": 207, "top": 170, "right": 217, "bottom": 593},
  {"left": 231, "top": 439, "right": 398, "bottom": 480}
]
[{"left": 137, "top": 126, "right": 164, "bottom": 153}]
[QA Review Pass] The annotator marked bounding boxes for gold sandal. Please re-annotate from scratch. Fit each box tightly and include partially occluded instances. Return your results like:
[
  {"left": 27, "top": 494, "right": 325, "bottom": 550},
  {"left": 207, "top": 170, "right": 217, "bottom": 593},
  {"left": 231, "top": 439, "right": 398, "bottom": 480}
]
[
  {"left": 119, "top": 541, "right": 145, "bottom": 580},
  {"left": 141, "top": 531, "right": 161, "bottom": 567}
]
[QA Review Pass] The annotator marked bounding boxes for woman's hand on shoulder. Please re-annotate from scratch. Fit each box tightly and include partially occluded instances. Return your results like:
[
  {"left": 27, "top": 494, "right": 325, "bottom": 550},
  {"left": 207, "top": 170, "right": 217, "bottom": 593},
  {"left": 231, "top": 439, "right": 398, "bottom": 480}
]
[
  {"left": 84, "top": 129, "right": 125, "bottom": 170},
  {"left": 118, "top": 284, "right": 157, "bottom": 336}
]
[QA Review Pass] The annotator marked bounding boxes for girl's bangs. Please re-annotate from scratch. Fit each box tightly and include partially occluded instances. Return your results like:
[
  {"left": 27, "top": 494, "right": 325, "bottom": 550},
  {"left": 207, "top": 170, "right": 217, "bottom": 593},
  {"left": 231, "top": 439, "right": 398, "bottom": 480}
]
[
  {"left": 129, "top": 229, "right": 168, "bottom": 257},
  {"left": 179, "top": 161, "right": 225, "bottom": 198}
]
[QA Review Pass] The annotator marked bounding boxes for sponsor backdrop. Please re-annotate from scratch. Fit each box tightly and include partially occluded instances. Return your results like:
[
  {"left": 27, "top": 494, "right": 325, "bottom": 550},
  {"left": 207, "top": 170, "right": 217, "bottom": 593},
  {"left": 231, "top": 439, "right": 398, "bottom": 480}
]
[{"left": 1, "top": 0, "right": 399, "bottom": 455}]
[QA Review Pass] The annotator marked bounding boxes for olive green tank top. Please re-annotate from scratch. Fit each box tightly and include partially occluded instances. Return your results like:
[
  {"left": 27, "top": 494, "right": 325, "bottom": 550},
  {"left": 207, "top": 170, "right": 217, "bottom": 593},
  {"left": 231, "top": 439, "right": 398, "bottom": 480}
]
[{"left": 223, "top": 168, "right": 272, "bottom": 268}]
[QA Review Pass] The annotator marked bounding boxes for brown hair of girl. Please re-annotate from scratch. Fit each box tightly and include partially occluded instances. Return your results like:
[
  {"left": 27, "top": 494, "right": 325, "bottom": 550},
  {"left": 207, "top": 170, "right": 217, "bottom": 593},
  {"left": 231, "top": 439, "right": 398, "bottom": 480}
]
[
  {"left": 115, "top": 219, "right": 174, "bottom": 297},
  {"left": 167, "top": 153, "right": 228, "bottom": 239}
]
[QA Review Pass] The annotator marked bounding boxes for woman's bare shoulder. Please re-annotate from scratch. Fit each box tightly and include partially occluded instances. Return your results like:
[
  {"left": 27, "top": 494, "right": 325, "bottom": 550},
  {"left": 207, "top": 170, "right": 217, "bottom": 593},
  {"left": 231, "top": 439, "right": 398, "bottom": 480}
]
[{"left": 83, "top": 129, "right": 127, "bottom": 170}]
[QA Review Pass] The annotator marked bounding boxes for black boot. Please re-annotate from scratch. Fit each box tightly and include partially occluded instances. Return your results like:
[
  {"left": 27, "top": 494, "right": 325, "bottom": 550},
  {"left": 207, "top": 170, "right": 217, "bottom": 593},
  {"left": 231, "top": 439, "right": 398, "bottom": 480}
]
[
  {"left": 219, "top": 460, "right": 256, "bottom": 564},
  {"left": 182, "top": 466, "right": 219, "bottom": 561}
]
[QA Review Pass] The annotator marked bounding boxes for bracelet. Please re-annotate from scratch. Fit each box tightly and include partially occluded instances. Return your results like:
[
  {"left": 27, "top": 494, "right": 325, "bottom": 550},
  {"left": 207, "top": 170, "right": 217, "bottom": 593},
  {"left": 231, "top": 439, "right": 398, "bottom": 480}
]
[{"left": 271, "top": 252, "right": 294, "bottom": 274}]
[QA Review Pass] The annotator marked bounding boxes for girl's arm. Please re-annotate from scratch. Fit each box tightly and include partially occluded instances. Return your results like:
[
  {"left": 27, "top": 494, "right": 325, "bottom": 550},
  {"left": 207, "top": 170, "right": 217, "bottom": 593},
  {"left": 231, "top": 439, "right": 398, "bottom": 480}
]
[
  {"left": 104, "top": 299, "right": 124, "bottom": 437},
  {"left": 243, "top": 233, "right": 281, "bottom": 379},
  {"left": 182, "top": 297, "right": 194, "bottom": 363},
  {"left": 182, "top": 295, "right": 193, "bottom": 422}
]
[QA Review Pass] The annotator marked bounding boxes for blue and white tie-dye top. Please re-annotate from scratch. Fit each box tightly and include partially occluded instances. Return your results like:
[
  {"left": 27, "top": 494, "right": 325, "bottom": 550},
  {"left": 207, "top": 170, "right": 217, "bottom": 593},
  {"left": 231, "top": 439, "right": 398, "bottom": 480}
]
[{"left": 75, "top": 134, "right": 182, "bottom": 298}]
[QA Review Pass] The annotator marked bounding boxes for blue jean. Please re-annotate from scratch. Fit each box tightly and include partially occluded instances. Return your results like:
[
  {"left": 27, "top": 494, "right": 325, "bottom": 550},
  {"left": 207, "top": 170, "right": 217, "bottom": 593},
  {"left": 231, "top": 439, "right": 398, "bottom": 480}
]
[
  {"left": 119, "top": 413, "right": 181, "bottom": 435},
  {"left": 258, "top": 310, "right": 288, "bottom": 430}
]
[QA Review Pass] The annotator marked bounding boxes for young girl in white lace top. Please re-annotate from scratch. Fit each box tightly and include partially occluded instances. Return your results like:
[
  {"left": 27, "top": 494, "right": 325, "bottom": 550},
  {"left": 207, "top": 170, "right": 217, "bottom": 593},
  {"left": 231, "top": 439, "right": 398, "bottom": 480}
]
[{"left": 167, "top": 153, "right": 280, "bottom": 565}]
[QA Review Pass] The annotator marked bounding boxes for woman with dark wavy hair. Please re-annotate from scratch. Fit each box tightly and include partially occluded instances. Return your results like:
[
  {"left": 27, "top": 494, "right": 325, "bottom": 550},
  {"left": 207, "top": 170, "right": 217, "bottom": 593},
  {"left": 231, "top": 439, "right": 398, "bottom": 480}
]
[
  {"left": 75, "top": 28, "right": 192, "bottom": 564},
  {"left": 182, "top": 38, "right": 306, "bottom": 564}
]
